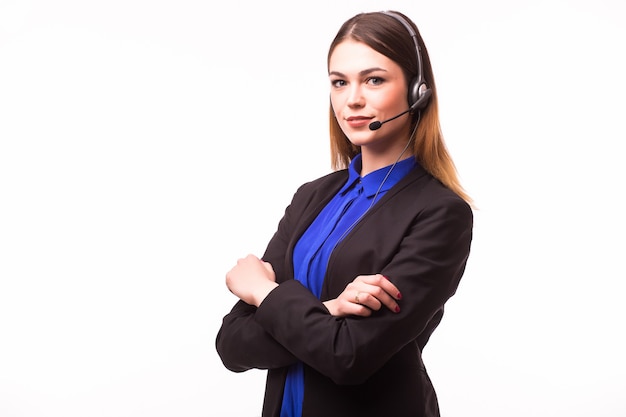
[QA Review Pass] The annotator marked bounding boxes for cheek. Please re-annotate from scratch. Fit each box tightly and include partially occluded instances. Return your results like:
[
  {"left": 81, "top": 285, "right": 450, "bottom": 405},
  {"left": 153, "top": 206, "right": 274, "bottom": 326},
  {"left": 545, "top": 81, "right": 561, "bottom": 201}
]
[
  {"left": 375, "top": 89, "right": 407, "bottom": 112},
  {"left": 329, "top": 93, "right": 342, "bottom": 116}
]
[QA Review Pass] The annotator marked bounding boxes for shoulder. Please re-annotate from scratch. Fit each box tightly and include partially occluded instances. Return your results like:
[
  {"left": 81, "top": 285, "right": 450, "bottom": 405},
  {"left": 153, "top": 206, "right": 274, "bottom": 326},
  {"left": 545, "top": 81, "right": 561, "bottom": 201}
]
[
  {"left": 388, "top": 166, "right": 473, "bottom": 224},
  {"left": 296, "top": 170, "right": 347, "bottom": 193},
  {"left": 289, "top": 170, "right": 348, "bottom": 205}
]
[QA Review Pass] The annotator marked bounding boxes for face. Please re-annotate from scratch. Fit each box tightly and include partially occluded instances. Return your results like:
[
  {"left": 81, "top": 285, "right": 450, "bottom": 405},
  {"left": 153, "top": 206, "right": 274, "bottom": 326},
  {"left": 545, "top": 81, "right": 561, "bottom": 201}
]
[{"left": 329, "top": 40, "right": 411, "bottom": 152}]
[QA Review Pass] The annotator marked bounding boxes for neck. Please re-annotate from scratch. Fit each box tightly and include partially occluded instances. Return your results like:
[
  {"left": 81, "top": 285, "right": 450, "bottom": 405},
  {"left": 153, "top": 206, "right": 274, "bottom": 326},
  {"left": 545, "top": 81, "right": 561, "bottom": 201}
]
[{"left": 360, "top": 142, "right": 412, "bottom": 177}]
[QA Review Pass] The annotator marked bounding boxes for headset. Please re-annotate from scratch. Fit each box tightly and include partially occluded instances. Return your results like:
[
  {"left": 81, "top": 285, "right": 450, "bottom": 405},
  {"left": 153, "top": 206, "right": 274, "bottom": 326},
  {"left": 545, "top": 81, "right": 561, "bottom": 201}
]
[
  {"left": 369, "top": 12, "right": 433, "bottom": 130},
  {"left": 382, "top": 10, "right": 432, "bottom": 113}
]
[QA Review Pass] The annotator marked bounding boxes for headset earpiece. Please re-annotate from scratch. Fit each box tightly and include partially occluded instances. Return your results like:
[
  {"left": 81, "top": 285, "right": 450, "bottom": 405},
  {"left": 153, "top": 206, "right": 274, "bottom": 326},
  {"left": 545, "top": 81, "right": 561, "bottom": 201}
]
[
  {"left": 409, "top": 81, "right": 432, "bottom": 112},
  {"left": 383, "top": 11, "right": 432, "bottom": 112}
]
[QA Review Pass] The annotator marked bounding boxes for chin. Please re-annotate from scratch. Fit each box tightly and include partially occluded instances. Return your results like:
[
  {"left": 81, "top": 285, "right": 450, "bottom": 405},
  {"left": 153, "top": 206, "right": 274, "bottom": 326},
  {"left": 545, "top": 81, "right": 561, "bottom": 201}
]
[{"left": 346, "top": 129, "right": 375, "bottom": 143}]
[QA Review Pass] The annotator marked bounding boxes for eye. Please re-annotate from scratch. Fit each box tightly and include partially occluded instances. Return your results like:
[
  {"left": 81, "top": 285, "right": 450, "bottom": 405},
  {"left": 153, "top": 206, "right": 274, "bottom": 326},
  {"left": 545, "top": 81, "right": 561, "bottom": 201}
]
[
  {"left": 330, "top": 79, "right": 346, "bottom": 88},
  {"left": 367, "top": 77, "right": 384, "bottom": 86}
]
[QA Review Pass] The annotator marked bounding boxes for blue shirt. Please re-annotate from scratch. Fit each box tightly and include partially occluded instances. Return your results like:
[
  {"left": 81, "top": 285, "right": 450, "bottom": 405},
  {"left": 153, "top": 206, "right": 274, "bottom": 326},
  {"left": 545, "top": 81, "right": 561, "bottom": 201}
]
[{"left": 279, "top": 154, "right": 417, "bottom": 417}]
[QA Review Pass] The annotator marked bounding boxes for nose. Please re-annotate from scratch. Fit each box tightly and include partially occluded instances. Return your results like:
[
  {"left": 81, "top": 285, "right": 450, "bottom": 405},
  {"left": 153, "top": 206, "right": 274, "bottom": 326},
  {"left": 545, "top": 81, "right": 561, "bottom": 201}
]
[{"left": 346, "top": 85, "right": 365, "bottom": 108}]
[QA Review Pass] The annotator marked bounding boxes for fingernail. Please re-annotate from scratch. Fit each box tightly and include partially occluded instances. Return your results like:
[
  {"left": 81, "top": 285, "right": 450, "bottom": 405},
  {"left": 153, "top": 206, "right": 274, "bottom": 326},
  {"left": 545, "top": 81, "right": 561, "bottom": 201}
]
[
  {"left": 395, "top": 306, "right": 401, "bottom": 313},
  {"left": 397, "top": 292, "right": 402, "bottom": 300}
]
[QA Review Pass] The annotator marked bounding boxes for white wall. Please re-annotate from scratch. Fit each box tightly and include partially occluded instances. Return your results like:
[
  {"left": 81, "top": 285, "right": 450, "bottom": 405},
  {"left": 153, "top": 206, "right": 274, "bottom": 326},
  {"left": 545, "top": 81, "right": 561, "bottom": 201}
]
[{"left": 1, "top": 0, "right": 624, "bottom": 416}]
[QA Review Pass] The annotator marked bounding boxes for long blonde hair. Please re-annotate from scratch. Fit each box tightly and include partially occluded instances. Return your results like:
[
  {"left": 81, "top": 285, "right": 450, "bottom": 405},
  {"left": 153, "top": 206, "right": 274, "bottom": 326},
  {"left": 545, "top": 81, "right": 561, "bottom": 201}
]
[{"left": 327, "top": 11, "right": 473, "bottom": 206}]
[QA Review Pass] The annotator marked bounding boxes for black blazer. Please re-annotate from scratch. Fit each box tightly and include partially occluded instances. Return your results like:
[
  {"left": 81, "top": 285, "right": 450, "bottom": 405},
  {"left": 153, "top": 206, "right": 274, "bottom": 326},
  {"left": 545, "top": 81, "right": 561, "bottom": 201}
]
[{"left": 216, "top": 164, "right": 473, "bottom": 417}]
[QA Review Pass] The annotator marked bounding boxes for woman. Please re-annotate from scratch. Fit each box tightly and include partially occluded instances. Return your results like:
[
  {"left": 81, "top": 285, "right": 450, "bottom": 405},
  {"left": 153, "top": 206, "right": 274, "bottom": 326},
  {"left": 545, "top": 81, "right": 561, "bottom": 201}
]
[{"left": 216, "top": 10, "right": 473, "bottom": 417}]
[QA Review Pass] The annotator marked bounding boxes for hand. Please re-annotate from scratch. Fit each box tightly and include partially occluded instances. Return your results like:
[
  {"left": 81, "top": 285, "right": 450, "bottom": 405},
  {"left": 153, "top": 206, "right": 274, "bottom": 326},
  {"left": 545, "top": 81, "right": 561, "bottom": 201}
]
[
  {"left": 225, "top": 254, "right": 278, "bottom": 307},
  {"left": 323, "top": 274, "right": 402, "bottom": 317}
]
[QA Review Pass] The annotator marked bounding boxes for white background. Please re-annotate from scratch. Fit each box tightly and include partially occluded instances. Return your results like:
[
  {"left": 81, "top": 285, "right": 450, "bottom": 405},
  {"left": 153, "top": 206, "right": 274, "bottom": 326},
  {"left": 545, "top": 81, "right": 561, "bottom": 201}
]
[{"left": 1, "top": 0, "right": 625, "bottom": 416}]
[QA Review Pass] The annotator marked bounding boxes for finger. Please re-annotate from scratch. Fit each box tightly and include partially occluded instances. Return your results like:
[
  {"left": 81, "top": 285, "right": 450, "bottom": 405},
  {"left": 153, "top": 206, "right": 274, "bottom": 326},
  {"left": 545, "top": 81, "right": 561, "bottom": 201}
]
[
  {"left": 349, "top": 295, "right": 373, "bottom": 317},
  {"left": 346, "top": 278, "right": 400, "bottom": 313},
  {"left": 377, "top": 274, "right": 402, "bottom": 300},
  {"left": 352, "top": 305, "right": 373, "bottom": 317},
  {"left": 355, "top": 274, "right": 402, "bottom": 300},
  {"left": 360, "top": 282, "right": 400, "bottom": 313},
  {"left": 326, "top": 298, "right": 372, "bottom": 318}
]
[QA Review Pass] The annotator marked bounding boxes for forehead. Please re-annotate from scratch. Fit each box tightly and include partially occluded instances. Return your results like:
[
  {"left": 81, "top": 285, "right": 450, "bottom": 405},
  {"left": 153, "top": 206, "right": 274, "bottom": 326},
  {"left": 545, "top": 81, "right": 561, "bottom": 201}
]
[{"left": 328, "top": 40, "right": 399, "bottom": 75}]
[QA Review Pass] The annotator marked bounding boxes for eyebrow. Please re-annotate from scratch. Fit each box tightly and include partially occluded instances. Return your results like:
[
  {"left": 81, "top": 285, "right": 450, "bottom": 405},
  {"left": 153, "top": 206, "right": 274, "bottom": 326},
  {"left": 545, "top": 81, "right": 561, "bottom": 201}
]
[{"left": 328, "top": 67, "right": 388, "bottom": 77}]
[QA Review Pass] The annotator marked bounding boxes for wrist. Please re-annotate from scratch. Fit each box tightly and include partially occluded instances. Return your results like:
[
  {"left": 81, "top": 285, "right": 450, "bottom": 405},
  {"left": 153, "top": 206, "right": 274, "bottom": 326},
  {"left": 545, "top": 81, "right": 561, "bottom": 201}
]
[
  {"left": 254, "top": 281, "right": 279, "bottom": 307},
  {"left": 323, "top": 299, "right": 338, "bottom": 316}
]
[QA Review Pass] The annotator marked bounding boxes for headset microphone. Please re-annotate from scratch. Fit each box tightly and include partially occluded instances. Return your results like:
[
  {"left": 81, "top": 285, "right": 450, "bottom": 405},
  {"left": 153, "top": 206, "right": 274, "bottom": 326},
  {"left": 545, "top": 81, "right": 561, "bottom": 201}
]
[
  {"left": 368, "top": 88, "right": 432, "bottom": 131},
  {"left": 368, "top": 109, "right": 410, "bottom": 131}
]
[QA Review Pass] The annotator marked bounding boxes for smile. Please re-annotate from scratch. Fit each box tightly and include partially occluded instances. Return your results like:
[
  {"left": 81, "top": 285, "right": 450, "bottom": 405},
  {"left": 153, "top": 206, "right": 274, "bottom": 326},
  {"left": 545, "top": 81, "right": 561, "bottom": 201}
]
[{"left": 345, "top": 116, "right": 373, "bottom": 128}]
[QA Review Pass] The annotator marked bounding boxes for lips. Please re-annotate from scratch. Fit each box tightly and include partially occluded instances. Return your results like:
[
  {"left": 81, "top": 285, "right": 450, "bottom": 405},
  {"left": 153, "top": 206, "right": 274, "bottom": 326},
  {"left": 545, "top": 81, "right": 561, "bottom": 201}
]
[{"left": 345, "top": 116, "right": 373, "bottom": 128}]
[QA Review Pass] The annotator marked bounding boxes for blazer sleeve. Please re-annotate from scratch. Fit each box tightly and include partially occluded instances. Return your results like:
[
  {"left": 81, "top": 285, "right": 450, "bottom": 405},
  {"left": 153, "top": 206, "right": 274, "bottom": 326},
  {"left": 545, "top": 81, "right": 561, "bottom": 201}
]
[
  {"left": 215, "top": 299, "right": 297, "bottom": 372},
  {"left": 215, "top": 179, "right": 328, "bottom": 372},
  {"left": 253, "top": 187, "right": 473, "bottom": 385}
]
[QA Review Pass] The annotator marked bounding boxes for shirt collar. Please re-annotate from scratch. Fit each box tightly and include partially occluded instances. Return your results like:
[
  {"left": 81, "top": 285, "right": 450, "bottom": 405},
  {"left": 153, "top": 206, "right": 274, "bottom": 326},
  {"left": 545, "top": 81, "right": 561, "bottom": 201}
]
[{"left": 340, "top": 153, "right": 418, "bottom": 198}]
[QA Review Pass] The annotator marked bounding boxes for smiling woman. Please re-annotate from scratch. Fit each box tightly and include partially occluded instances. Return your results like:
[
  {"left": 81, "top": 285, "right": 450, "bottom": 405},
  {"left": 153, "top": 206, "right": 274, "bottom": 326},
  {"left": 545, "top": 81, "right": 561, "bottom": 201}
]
[
  {"left": 328, "top": 39, "right": 412, "bottom": 159},
  {"left": 215, "top": 10, "right": 474, "bottom": 417}
]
